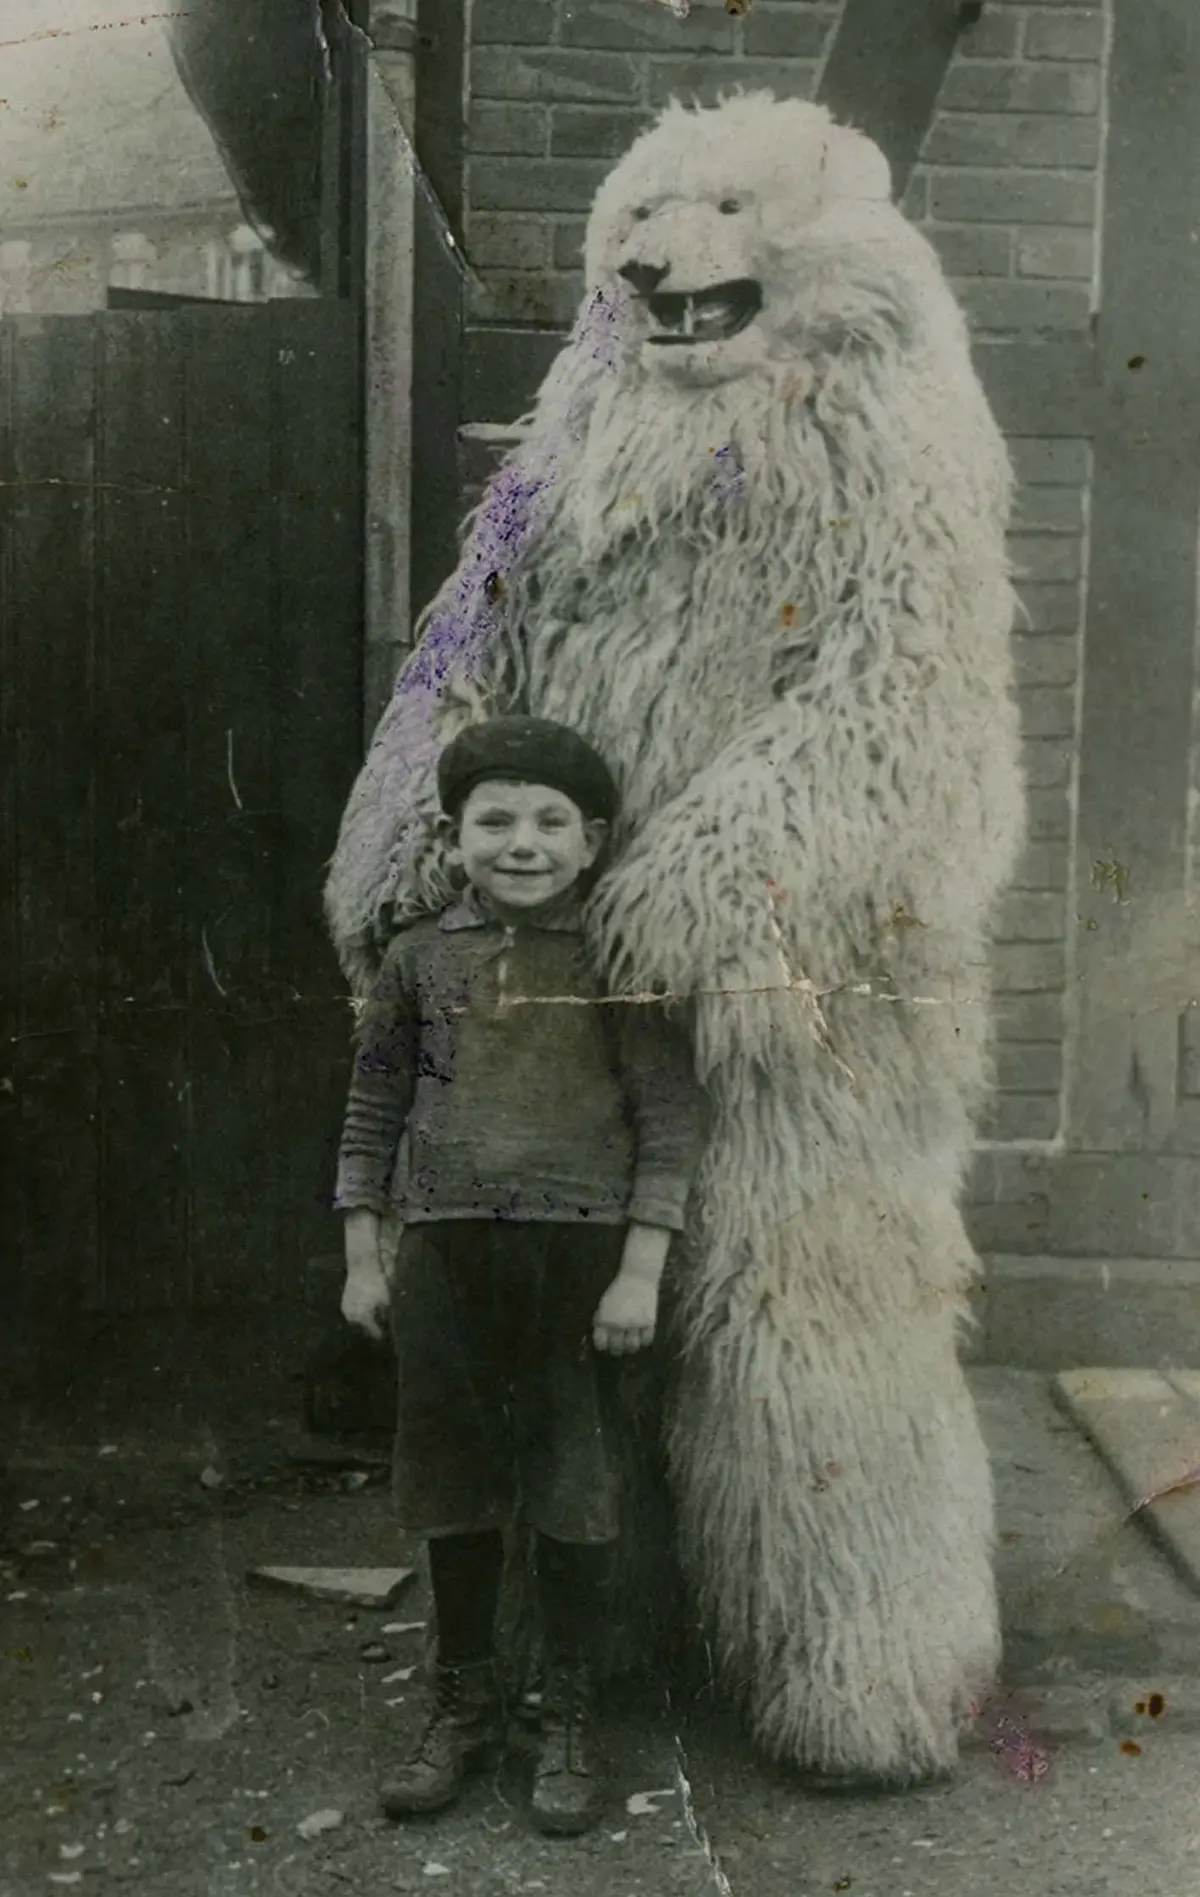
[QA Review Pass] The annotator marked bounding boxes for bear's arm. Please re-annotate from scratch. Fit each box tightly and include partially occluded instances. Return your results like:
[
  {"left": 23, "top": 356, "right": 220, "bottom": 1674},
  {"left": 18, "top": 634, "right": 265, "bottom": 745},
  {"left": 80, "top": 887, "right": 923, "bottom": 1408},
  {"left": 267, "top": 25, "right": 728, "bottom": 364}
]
[
  {"left": 324, "top": 565, "right": 505, "bottom": 993},
  {"left": 588, "top": 665, "right": 1022, "bottom": 1002},
  {"left": 324, "top": 292, "right": 634, "bottom": 994},
  {"left": 323, "top": 429, "right": 575, "bottom": 992}
]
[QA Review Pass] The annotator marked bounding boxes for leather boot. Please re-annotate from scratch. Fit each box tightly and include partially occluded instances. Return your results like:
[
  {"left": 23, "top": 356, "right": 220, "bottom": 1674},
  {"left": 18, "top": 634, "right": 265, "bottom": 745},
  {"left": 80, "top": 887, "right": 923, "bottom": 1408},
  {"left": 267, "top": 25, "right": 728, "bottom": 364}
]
[
  {"left": 380, "top": 1660, "right": 504, "bottom": 1817},
  {"left": 530, "top": 1655, "right": 604, "bottom": 1836}
]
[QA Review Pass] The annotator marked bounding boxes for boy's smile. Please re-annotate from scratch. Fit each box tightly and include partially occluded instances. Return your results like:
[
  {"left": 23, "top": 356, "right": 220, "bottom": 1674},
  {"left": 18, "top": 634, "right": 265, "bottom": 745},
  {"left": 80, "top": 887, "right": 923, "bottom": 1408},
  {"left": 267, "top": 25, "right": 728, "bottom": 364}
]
[{"left": 447, "top": 779, "right": 607, "bottom": 919}]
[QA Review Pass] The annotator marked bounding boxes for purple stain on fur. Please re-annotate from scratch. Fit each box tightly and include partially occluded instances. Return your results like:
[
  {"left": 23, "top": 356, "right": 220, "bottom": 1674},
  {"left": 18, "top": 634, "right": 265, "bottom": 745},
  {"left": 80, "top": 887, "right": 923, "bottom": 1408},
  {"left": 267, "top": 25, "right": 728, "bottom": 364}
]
[
  {"left": 584, "top": 286, "right": 626, "bottom": 371},
  {"left": 712, "top": 442, "right": 746, "bottom": 502},
  {"left": 405, "top": 465, "right": 553, "bottom": 700},
  {"left": 372, "top": 284, "right": 632, "bottom": 844},
  {"left": 407, "top": 289, "right": 626, "bottom": 690}
]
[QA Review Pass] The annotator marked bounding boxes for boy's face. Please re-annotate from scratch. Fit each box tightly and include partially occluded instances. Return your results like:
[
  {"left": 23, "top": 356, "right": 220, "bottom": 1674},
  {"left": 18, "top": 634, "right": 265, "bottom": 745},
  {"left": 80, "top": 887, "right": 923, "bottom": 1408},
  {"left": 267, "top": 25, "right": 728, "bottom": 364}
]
[{"left": 445, "top": 779, "right": 607, "bottom": 915}]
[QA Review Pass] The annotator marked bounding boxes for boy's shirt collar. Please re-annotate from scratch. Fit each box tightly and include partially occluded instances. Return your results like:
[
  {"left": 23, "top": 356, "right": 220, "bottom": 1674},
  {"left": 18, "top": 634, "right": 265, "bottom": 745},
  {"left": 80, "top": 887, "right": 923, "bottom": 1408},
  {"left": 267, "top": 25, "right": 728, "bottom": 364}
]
[{"left": 439, "top": 883, "right": 585, "bottom": 936}]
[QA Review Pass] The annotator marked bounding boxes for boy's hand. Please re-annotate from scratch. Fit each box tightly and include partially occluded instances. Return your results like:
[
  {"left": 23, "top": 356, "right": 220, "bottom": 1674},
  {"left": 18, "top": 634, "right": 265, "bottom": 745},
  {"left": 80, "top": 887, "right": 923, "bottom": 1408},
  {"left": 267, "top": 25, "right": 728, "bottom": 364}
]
[
  {"left": 592, "top": 1222, "right": 672, "bottom": 1355},
  {"left": 592, "top": 1271, "right": 658, "bottom": 1355},
  {"left": 342, "top": 1259, "right": 391, "bottom": 1340},
  {"left": 341, "top": 1209, "right": 390, "bottom": 1341}
]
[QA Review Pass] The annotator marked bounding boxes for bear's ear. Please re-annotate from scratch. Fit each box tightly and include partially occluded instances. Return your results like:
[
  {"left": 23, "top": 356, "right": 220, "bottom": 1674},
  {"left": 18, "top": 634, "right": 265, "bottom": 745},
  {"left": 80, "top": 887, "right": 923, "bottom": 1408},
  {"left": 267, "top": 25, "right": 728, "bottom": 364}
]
[{"left": 821, "top": 126, "right": 892, "bottom": 207}]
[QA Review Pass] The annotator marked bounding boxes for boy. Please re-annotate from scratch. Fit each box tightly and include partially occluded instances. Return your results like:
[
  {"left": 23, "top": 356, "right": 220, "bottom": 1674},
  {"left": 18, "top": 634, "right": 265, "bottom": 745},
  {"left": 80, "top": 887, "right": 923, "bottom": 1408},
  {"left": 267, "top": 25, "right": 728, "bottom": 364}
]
[{"left": 334, "top": 715, "right": 703, "bottom": 1837}]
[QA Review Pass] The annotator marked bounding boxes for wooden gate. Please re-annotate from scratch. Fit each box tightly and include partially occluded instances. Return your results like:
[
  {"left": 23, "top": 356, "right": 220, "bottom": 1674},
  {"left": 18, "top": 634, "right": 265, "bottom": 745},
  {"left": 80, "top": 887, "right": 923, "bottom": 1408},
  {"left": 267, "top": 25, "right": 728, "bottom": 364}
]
[{"left": 0, "top": 299, "right": 362, "bottom": 1321}]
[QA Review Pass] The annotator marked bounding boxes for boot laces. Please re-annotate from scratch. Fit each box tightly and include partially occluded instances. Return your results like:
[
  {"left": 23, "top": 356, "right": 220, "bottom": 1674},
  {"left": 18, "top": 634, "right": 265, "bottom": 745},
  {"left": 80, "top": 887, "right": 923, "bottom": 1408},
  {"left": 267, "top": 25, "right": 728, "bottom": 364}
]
[
  {"left": 546, "top": 1659, "right": 592, "bottom": 1773},
  {"left": 412, "top": 1667, "right": 478, "bottom": 1765}
]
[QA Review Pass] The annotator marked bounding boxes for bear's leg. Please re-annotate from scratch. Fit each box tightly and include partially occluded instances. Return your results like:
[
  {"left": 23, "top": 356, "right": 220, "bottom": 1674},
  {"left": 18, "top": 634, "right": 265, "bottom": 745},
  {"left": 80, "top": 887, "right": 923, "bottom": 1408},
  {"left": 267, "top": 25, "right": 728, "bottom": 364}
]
[{"left": 670, "top": 1295, "right": 999, "bottom": 1784}]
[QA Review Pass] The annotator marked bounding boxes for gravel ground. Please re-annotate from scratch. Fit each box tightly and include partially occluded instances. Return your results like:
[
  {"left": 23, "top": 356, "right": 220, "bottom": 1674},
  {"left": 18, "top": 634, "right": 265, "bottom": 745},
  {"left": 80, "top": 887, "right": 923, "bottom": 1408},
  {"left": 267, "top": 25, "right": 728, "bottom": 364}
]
[
  {"left": 0, "top": 1416, "right": 713, "bottom": 1897},
  {"left": 2, "top": 1354, "right": 1195, "bottom": 1897}
]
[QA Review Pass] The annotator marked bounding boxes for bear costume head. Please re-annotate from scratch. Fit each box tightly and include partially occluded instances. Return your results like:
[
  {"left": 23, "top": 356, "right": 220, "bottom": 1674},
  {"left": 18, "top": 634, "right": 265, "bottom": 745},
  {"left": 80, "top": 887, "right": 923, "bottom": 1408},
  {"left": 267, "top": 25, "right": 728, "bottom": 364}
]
[{"left": 586, "top": 94, "right": 915, "bottom": 390}]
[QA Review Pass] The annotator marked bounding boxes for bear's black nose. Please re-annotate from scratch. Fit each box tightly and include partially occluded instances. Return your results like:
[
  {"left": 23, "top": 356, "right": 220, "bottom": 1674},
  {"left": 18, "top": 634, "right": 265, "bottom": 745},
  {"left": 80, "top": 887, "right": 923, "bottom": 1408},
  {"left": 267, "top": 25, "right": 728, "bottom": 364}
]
[{"left": 618, "top": 259, "right": 670, "bottom": 296}]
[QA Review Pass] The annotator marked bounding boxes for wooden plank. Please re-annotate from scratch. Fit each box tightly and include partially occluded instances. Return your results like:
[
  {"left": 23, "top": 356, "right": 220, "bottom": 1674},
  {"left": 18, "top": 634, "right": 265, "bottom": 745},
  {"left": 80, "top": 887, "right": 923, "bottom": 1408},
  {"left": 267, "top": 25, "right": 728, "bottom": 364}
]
[
  {"left": 183, "top": 1010, "right": 274, "bottom": 1308},
  {"left": 319, "top": 6, "right": 350, "bottom": 301},
  {"left": 818, "top": 0, "right": 964, "bottom": 202},
  {"left": 272, "top": 299, "right": 362, "bottom": 986},
  {"left": 405, "top": 0, "right": 467, "bottom": 637},
  {"left": 461, "top": 325, "right": 562, "bottom": 427},
  {"left": 94, "top": 311, "right": 191, "bottom": 1310},
  {"left": 364, "top": 53, "right": 416, "bottom": 737},
  {"left": 5, "top": 316, "right": 101, "bottom": 1317},
  {"left": 1064, "top": 0, "right": 1200, "bottom": 1160},
  {"left": 182, "top": 305, "right": 280, "bottom": 1306},
  {"left": 416, "top": 0, "right": 465, "bottom": 233},
  {"left": 8, "top": 319, "right": 99, "bottom": 1034},
  {"left": 272, "top": 1010, "right": 354, "bottom": 1297},
  {"left": 10, "top": 1034, "right": 102, "bottom": 1327},
  {"left": 96, "top": 314, "right": 189, "bottom": 1012},
  {"left": 270, "top": 298, "right": 363, "bottom": 1284},
  {"left": 0, "top": 322, "right": 14, "bottom": 1050},
  {"left": 0, "top": 319, "right": 15, "bottom": 1278}
]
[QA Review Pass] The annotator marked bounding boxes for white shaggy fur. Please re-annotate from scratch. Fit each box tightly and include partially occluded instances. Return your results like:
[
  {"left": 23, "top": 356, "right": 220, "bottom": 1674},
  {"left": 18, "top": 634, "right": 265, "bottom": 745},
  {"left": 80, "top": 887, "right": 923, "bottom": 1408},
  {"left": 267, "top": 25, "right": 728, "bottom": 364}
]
[{"left": 326, "top": 94, "right": 1025, "bottom": 1780}]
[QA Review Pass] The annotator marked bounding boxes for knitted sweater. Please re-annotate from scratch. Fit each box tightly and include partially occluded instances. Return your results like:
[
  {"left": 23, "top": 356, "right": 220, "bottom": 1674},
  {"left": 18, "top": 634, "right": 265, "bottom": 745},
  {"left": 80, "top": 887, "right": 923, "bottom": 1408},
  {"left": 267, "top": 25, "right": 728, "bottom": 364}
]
[{"left": 334, "top": 889, "right": 703, "bottom": 1229}]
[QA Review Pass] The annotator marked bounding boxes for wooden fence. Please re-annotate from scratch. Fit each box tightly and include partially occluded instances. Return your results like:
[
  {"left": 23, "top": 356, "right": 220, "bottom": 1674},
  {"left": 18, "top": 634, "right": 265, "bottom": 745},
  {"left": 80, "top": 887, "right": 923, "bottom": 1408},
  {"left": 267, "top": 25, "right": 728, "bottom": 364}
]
[{"left": 0, "top": 299, "right": 363, "bottom": 1318}]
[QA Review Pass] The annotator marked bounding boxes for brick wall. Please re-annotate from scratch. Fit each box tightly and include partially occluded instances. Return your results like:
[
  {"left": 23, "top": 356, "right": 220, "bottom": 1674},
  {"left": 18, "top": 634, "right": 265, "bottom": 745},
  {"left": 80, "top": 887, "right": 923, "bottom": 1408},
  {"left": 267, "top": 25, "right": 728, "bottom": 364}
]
[
  {"left": 909, "top": 1, "right": 1108, "bottom": 1151},
  {"left": 464, "top": 0, "right": 1111, "bottom": 1154},
  {"left": 466, "top": 0, "right": 840, "bottom": 326},
  {"left": 974, "top": 432, "right": 1090, "bottom": 1147}
]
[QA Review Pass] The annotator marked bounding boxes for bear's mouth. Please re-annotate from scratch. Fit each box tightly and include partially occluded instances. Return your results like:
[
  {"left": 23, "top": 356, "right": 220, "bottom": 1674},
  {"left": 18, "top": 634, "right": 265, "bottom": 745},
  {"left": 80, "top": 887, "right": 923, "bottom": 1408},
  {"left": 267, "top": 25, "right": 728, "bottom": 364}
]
[{"left": 645, "top": 278, "right": 763, "bottom": 346}]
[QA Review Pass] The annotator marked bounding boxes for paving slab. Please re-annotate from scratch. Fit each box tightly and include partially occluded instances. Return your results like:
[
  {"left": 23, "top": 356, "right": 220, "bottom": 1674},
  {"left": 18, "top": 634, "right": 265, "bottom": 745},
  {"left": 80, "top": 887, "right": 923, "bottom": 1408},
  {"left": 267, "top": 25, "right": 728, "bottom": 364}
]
[
  {"left": 1050, "top": 1367, "right": 1200, "bottom": 1595},
  {"left": 1165, "top": 1369, "right": 1200, "bottom": 1405},
  {"left": 970, "top": 1367, "right": 1200, "bottom": 1680}
]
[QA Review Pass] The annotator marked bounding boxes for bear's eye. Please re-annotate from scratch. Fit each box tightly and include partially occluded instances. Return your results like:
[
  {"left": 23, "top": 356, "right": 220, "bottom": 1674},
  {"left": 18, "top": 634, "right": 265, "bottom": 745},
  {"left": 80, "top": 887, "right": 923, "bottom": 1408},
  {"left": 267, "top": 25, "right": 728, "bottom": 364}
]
[
  {"left": 632, "top": 205, "right": 652, "bottom": 221},
  {"left": 718, "top": 197, "right": 741, "bottom": 215}
]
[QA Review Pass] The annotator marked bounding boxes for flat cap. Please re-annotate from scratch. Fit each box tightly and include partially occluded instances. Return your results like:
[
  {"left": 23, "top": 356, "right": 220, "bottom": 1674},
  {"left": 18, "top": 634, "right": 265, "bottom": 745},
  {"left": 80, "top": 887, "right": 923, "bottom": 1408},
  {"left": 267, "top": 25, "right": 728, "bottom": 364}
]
[{"left": 437, "top": 714, "right": 619, "bottom": 823}]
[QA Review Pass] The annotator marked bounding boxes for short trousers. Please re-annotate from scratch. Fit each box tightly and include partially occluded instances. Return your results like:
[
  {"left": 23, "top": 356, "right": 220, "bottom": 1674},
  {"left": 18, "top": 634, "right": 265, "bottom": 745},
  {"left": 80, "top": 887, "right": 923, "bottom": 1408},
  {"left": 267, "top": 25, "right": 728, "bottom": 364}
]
[{"left": 383, "top": 1217, "right": 626, "bottom": 1545}]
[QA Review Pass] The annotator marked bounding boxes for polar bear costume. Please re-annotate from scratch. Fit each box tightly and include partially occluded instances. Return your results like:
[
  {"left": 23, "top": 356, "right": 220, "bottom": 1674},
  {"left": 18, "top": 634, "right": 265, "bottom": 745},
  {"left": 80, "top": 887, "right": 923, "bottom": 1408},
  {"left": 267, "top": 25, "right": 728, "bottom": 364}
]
[{"left": 326, "top": 94, "right": 1025, "bottom": 1784}]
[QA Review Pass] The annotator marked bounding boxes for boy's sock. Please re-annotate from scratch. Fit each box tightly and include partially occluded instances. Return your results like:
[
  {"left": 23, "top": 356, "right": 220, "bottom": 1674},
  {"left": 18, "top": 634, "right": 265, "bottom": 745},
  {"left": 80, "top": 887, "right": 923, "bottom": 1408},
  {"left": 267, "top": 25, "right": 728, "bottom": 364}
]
[
  {"left": 428, "top": 1529, "right": 505, "bottom": 1666},
  {"left": 535, "top": 1533, "right": 613, "bottom": 1660}
]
